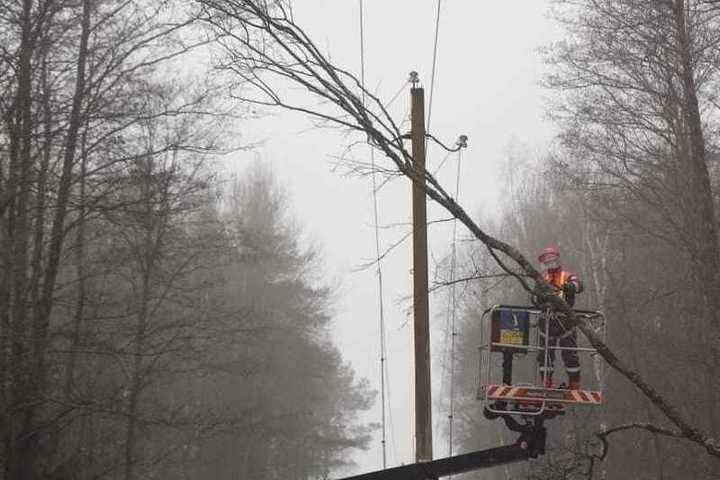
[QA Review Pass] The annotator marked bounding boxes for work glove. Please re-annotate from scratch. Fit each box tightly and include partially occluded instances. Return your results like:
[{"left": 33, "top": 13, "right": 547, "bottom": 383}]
[
  {"left": 530, "top": 293, "right": 539, "bottom": 306},
  {"left": 562, "top": 282, "right": 576, "bottom": 306}
]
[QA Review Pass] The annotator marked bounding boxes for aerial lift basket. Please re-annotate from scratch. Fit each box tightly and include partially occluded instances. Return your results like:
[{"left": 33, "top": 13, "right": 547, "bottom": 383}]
[{"left": 477, "top": 305, "right": 606, "bottom": 418}]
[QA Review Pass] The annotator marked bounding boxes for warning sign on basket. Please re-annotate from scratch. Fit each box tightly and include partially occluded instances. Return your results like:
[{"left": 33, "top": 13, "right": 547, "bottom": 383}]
[
  {"left": 491, "top": 308, "right": 530, "bottom": 352},
  {"left": 500, "top": 329, "right": 524, "bottom": 345}
]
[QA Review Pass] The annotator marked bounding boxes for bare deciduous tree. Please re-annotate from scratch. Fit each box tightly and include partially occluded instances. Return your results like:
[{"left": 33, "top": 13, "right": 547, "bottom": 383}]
[{"left": 545, "top": 0, "right": 720, "bottom": 439}]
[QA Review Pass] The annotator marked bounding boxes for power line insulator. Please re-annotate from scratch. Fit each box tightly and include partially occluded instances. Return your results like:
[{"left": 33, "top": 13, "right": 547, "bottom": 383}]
[{"left": 409, "top": 71, "right": 420, "bottom": 88}]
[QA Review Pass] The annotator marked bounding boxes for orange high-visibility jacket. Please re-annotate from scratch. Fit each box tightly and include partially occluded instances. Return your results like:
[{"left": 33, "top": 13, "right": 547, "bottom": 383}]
[{"left": 543, "top": 270, "right": 583, "bottom": 299}]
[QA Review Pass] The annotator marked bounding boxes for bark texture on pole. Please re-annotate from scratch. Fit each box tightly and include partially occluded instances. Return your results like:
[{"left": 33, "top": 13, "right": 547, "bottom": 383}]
[{"left": 410, "top": 85, "right": 433, "bottom": 463}]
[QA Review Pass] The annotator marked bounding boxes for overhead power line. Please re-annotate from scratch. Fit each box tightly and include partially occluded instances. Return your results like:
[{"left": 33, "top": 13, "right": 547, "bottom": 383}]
[
  {"left": 447, "top": 146, "right": 464, "bottom": 460},
  {"left": 359, "top": 0, "right": 391, "bottom": 469},
  {"left": 427, "top": 0, "right": 443, "bottom": 134}
]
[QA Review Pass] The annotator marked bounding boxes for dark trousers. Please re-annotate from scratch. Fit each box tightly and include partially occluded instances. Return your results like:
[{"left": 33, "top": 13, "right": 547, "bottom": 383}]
[{"left": 537, "top": 314, "right": 580, "bottom": 383}]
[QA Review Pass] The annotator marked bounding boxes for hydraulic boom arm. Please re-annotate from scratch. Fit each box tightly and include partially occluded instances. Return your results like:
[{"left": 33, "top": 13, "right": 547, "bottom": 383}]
[{"left": 337, "top": 426, "right": 545, "bottom": 480}]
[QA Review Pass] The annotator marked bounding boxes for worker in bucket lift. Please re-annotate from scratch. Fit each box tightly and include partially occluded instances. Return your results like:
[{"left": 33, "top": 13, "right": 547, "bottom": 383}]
[{"left": 536, "top": 246, "right": 583, "bottom": 390}]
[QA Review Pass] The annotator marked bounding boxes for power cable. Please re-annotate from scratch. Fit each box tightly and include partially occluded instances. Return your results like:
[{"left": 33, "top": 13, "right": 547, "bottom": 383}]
[
  {"left": 359, "top": 0, "right": 366, "bottom": 102},
  {"left": 447, "top": 140, "right": 466, "bottom": 463},
  {"left": 448, "top": 149, "right": 460, "bottom": 457},
  {"left": 427, "top": 133, "right": 464, "bottom": 153},
  {"left": 432, "top": 150, "right": 453, "bottom": 177},
  {"left": 384, "top": 80, "right": 409, "bottom": 110},
  {"left": 359, "top": 0, "right": 390, "bottom": 469},
  {"left": 426, "top": 0, "right": 443, "bottom": 134},
  {"left": 384, "top": 342, "right": 399, "bottom": 464}
]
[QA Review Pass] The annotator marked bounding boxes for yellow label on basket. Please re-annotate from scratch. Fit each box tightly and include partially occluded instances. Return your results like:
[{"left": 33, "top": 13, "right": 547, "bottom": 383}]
[{"left": 500, "top": 329, "right": 523, "bottom": 345}]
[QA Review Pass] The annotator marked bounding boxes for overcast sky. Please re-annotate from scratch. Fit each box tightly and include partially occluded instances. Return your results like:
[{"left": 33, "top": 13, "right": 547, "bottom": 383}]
[{"left": 223, "top": 1, "right": 563, "bottom": 475}]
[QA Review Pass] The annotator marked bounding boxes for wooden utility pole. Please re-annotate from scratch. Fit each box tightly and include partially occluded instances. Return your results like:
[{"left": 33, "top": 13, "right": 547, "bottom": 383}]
[
  {"left": 409, "top": 72, "right": 433, "bottom": 464},
  {"left": 338, "top": 74, "right": 547, "bottom": 480}
]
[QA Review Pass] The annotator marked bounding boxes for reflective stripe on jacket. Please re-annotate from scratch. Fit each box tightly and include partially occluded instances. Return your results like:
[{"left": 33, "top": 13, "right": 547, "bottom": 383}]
[{"left": 543, "top": 270, "right": 582, "bottom": 299}]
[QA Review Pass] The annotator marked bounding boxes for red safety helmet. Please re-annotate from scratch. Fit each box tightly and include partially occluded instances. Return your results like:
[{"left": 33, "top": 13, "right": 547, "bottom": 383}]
[{"left": 538, "top": 246, "right": 561, "bottom": 270}]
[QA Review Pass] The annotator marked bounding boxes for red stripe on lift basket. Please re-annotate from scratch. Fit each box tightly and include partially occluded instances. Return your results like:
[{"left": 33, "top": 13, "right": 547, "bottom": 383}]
[{"left": 578, "top": 390, "right": 590, "bottom": 402}]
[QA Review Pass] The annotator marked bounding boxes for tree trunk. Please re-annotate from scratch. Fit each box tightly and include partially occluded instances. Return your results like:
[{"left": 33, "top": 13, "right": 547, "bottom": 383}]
[
  {"left": 5, "top": 1, "right": 38, "bottom": 477},
  {"left": 124, "top": 270, "right": 151, "bottom": 480},
  {"left": 63, "top": 128, "right": 88, "bottom": 398},
  {"left": 17, "top": 0, "right": 92, "bottom": 476},
  {"left": 124, "top": 153, "right": 161, "bottom": 480},
  {"left": 673, "top": 0, "right": 720, "bottom": 438}
]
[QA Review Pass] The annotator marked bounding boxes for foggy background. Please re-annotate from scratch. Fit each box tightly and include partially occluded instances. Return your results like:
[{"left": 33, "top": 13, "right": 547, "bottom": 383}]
[{"left": 2, "top": 0, "right": 720, "bottom": 479}]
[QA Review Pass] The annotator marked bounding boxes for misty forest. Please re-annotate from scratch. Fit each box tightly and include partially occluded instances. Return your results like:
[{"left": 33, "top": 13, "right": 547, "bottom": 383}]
[{"left": 1, "top": 1, "right": 720, "bottom": 479}]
